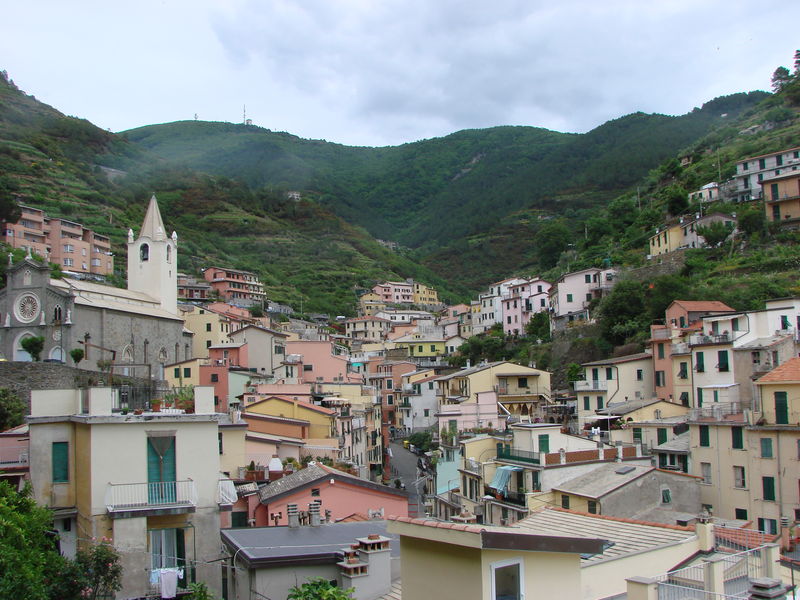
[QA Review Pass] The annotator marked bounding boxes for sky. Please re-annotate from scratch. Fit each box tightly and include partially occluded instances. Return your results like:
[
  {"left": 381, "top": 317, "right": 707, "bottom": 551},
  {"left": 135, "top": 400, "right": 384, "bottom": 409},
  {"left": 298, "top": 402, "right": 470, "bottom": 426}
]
[{"left": 1, "top": 1, "right": 797, "bottom": 147}]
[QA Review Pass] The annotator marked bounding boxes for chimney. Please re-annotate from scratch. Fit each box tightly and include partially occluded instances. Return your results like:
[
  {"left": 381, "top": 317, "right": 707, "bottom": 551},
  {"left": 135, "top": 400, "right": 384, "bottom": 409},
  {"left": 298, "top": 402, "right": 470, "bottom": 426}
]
[
  {"left": 338, "top": 534, "right": 392, "bottom": 600},
  {"left": 780, "top": 516, "right": 792, "bottom": 551},
  {"left": 695, "top": 511, "right": 714, "bottom": 552},
  {"left": 309, "top": 501, "right": 321, "bottom": 527},
  {"left": 287, "top": 503, "right": 299, "bottom": 528}
]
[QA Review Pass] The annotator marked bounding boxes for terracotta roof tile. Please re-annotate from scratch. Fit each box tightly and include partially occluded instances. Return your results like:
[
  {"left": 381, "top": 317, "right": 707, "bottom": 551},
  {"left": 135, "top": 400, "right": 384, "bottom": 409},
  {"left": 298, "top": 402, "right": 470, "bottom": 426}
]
[{"left": 756, "top": 357, "right": 800, "bottom": 383}]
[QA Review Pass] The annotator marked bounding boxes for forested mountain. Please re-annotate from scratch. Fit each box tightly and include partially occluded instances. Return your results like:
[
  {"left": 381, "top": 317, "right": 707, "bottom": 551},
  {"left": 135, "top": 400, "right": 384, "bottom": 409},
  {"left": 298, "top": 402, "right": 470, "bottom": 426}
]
[
  {"left": 0, "top": 72, "right": 461, "bottom": 315},
  {"left": 125, "top": 93, "right": 766, "bottom": 253},
  {"left": 2, "top": 60, "right": 797, "bottom": 323}
]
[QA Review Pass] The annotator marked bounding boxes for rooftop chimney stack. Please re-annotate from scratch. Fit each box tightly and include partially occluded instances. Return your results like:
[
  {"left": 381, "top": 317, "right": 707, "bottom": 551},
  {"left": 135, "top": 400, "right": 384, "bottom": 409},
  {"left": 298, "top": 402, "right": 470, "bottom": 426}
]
[{"left": 287, "top": 503, "right": 299, "bottom": 528}]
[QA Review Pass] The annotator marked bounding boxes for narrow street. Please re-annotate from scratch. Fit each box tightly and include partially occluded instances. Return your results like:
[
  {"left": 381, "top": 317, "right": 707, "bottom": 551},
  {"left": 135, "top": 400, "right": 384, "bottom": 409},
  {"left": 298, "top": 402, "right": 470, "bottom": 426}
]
[{"left": 388, "top": 441, "right": 426, "bottom": 517}]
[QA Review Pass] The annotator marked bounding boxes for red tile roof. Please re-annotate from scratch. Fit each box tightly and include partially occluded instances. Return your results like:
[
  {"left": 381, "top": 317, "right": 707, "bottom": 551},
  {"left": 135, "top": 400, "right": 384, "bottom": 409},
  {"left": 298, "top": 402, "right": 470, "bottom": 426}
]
[
  {"left": 756, "top": 357, "right": 800, "bottom": 384},
  {"left": 387, "top": 515, "right": 485, "bottom": 534}
]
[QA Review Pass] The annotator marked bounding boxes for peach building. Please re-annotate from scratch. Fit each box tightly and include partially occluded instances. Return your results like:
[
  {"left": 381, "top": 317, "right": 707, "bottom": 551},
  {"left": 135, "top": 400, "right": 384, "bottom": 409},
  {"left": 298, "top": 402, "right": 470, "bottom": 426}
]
[
  {"left": 255, "top": 463, "right": 408, "bottom": 527},
  {"left": 3, "top": 205, "right": 114, "bottom": 276}
]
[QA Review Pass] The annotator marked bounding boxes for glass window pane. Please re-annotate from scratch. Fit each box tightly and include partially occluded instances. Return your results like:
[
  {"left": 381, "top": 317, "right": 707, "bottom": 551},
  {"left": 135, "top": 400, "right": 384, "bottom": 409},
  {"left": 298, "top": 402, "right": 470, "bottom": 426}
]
[{"left": 494, "top": 563, "right": 520, "bottom": 600}]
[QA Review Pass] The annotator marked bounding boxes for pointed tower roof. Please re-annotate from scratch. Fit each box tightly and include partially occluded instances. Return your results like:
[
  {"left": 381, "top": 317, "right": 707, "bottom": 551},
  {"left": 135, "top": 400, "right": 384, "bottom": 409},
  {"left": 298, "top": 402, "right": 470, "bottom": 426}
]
[{"left": 139, "top": 194, "right": 167, "bottom": 241}]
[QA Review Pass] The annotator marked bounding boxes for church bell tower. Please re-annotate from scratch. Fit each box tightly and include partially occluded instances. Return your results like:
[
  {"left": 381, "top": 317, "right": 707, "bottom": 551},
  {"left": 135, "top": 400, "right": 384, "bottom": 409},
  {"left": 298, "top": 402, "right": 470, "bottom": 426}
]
[{"left": 127, "top": 194, "right": 178, "bottom": 315}]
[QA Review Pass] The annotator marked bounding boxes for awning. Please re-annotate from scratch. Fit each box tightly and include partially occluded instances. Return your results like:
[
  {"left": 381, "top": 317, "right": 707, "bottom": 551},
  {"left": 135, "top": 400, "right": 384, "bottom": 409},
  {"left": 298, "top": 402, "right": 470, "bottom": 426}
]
[{"left": 489, "top": 465, "right": 522, "bottom": 492}]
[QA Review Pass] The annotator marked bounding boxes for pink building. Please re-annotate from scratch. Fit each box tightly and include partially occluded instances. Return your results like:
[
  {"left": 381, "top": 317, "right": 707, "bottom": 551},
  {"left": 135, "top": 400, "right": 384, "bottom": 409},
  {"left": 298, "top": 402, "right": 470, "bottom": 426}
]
[
  {"left": 3, "top": 205, "right": 114, "bottom": 276},
  {"left": 502, "top": 278, "right": 551, "bottom": 336},
  {"left": 282, "top": 341, "right": 363, "bottom": 384},
  {"left": 0, "top": 423, "right": 29, "bottom": 489},
  {"left": 254, "top": 463, "right": 408, "bottom": 526},
  {"left": 202, "top": 266, "right": 266, "bottom": 307},
  {"left": 436, "top": 390, "right": 501, "bottom": 433},
  {"left": 372, "top": 281, "right": 413, "bottom": 304}
]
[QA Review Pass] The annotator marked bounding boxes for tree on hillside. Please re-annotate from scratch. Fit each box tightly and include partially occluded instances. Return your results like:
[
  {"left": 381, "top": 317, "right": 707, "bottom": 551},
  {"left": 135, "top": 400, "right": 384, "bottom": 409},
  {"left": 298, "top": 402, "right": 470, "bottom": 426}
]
[
  {"left": 772, "top": 66, "right": 793, "bottom": 93},
  {"left": 697, "top": 221, "right": 732, "bottom": 247},
  {"left": 0, "top": 388, "right": 25, "bottom": 431},
  {"left": 536, "top": 221, "right": 572, "bottom": 269},
  {"left": 597, "top": 280, "right": 649, "bottom": 346},
  {"left": 737, "top": 207, "right": 766, "bottom": 238},
  {"left": 0, "top": 175, "right": 22, "bottom": 224}
]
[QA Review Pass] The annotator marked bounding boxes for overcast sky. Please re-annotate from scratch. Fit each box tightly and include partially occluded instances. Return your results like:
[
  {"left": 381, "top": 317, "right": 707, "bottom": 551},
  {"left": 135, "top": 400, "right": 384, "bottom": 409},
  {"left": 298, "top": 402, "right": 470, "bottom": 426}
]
[{"left": 2, "top": 1, "right": 796, "bottom": 147}]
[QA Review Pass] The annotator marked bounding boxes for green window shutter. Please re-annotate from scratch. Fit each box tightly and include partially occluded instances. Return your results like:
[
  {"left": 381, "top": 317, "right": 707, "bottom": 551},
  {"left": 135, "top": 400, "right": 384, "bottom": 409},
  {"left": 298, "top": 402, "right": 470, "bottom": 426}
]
[
  {"left": 605, "top": 367, "right": 613, "bottom": 380},
  {"left": 697, "top": 388, "right": 704, "bottom": 407},
  {"left": 173, "top": 367, "right": 180, "bottom": 378},
  {"left": 774, "top": 391, "right": 789, "bottom": 425},
  {"left": 731, "top": 427, "right": 743, "bottom": 449},
  {"left": 657, "top": 343, "right": 664, "bottom": 359},
  {"left": 596, "top": 397, "right": 604, "bottom": 410},
  {"left": 231, "top": 512, "right": 248, "bottom": 527},
  {"left": 633, "top": 428, "right": 642, "bottom": 443},
  {"left": 699, "top": 425, "right": 710, "bottom": 447},
  {"left": 760, "top": 438, "right": 773, "bottom": 458},
  {"left": 538, "top": 434, "right": 550, "bottom": 453},
  {"left": 717, "top": 351, "right": 729, "bottom": 372},
  {"left": 583, "top": 396, "right": 590, "bottom": 410},
  {"left": 147, "top": 437, "right": 176, "bottom": 482},
  {"left": 52, "top": 442, "right": 69, "bottom": 483},
  {"left": 762, "top": 477, "right": 775, "bottom": 501},
  {"left": 696, "top": 352, "right": 704, "bottom": 372},
  {"left": 657, "top": 428, "right": 667, "bottom": 445}
]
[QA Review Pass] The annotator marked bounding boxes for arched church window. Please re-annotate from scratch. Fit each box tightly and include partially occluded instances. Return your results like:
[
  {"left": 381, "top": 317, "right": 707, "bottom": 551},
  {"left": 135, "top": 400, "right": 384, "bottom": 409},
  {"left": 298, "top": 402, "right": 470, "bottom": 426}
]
[
  {"left": 140, "top": 244, "right": 149, "bottom": 262},
  {"left": 166, "top": 245, "right": 171, "bottom": 264},
  {"left": 53, "top": 305, "right": 63, "bottom": 323}
]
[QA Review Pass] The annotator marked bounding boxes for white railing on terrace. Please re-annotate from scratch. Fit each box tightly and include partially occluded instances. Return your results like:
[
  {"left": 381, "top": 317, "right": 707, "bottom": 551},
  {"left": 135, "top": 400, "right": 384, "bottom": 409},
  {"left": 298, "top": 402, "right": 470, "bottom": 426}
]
[
  {"left": 655, "top": 544, "right": 770, "bottom": 600},
  {"left": 0, "top": 445, "right": 29, "bottom": 466},
  {"left": 574, "top": 380, "right": 608, "bottom": 391},
  {"left": 105, "top": 480, "right": 197, "bottom": 512},
  {"left": 689, "top": 402, "right": 742, "bottom": 421},
  {"left": 689, "top": 333, "right": 731, "bottom": 346}
]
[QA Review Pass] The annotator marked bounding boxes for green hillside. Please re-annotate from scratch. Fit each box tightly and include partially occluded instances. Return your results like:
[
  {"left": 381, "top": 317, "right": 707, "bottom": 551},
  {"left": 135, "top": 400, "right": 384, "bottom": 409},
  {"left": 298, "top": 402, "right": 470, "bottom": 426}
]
[{"left": 0, "top": 72, "right": 464, "bottom": 315}]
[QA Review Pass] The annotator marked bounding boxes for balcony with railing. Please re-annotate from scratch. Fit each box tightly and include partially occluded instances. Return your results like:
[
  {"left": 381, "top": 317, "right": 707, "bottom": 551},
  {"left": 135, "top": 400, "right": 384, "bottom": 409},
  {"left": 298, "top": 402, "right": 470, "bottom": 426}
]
[
  {"left": 573, "top": 379, "right": 608, "bottom": 392},
  {"left": 496, "top": 446, "right": 540, "bottom": 465},
  {"left": 105, "top": 480, "right": 197, "bottom": 515},
  {"left": 689, "top": 333, "right": 730, "bottom": 346},
  {"left": 688, "top": 402, "right": 743, "bottom": 422}
]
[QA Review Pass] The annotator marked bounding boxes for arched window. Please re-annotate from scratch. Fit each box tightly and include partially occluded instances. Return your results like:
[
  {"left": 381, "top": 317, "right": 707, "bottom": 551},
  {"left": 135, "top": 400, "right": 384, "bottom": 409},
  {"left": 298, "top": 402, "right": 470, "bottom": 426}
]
[
  {"left": 53, "top": 305, "right": 63, "bottom": 323},
  {"left": 140, "top": 243, "right": 149, "bottom": 262},
  {"left": 166, "top": 245, "right": 171, "bottom": 264}
]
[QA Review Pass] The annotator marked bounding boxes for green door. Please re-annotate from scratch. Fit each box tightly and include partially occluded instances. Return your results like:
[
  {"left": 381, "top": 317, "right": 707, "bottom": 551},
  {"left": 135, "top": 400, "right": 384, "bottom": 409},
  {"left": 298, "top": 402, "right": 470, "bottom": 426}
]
[
  {"left": 147, "top": 437, "right": 176, "bottom": 504},
  {"left": 774, "top": 392, "right": 789, "bottom": 425}
]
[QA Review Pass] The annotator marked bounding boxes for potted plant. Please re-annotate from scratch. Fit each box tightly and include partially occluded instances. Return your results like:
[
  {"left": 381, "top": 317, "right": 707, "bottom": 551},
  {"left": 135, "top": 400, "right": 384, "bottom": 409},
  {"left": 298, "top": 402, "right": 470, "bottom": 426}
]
[{"left": 151, "top": 399, "right": 162, "bottom": 412}]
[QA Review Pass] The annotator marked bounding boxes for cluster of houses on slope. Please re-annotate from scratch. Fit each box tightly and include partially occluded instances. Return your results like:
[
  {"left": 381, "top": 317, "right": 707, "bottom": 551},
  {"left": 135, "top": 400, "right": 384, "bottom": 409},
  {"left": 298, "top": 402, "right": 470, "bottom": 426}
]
[
  {"left": 1, "top": 195, "right": 799, "bottom": 598},
  {"left": 650, "top": 144, "right": 800, "bottom": 259}
]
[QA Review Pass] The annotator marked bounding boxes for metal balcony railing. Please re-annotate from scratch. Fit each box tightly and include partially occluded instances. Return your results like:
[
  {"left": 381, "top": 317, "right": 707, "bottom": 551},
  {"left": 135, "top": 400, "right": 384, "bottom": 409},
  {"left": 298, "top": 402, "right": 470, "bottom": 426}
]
[
  {"left": 574, "top": 380, "right": 608, "bottom": 391},
  {"left": 496, "top": 446, "right": 540, "bottom": 465},
  {"left": 105, "top": 480, "right": 197, "bottom": 512},
  {"left": 689, "top": 333, "right": 730, "bottom": 346}
]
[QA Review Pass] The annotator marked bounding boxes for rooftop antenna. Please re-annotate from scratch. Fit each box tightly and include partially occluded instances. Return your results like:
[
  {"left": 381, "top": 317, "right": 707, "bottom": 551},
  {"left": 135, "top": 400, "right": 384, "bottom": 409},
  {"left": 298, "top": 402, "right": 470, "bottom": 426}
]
[{"left": 243, "top": 104, "right": 246, "bottom": 125}]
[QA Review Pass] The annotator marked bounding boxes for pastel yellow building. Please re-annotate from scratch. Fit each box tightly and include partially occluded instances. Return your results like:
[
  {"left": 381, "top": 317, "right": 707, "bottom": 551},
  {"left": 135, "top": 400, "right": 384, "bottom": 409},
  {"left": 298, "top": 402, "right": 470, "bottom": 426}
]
[
  {"left": 181, "top": 305, "right": 234, "bottom": 357},
  {"left": 413, "top": 282, "right": 439, "bottom": 306},
  {"left": 245, "top": 396, "right": 335, "bottom": 440},
  {"left": 688, "top": 357, "right": 800, "bottom": 533},
  {"left": 27, "top": 386, "right": 223, "bottom": 598}
]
